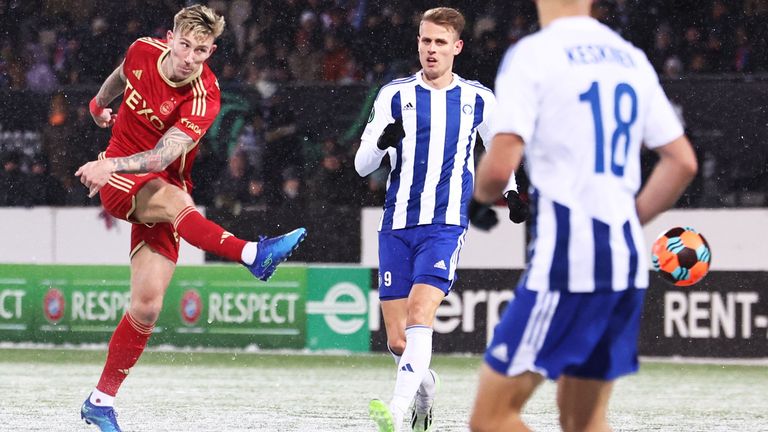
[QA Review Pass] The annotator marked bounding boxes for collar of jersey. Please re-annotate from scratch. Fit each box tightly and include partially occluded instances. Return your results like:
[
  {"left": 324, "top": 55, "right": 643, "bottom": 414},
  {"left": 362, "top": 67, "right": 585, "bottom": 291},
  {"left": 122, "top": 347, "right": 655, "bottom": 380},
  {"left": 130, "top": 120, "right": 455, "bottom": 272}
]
[
  {"left": 416, "top": 70, "right": 460, "bottom": 92},
  {"left": 544, "top": 16, "right": 599, "bottom": 30},
  {"left": 156, "top": 48, "right": 203, "bottom": 88}
]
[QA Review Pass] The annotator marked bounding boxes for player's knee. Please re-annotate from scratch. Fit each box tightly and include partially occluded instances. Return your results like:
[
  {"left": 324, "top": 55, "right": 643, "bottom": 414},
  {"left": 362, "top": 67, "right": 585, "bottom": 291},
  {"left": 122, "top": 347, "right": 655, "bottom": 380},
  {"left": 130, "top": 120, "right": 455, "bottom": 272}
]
[
  {"left": 129, "top": 296, "right": 163, "bottom": 325},
  {"left": 162, "top": 186, "right": 193, "bottom": 213},
  {"left": 129, "top": 305, "right": 161, "bottom": 325},
  {"left": 151, "top": 183, "right": 193, "bottom": 220},
  {"left": 387, "top": 339, "right": 406, "bottom": 355},
  {"left": 406, "top": 304, "right": 435, "bottom": 326},
  {"left": 136, "top": 181, "right": 193, "bottom": 223}
]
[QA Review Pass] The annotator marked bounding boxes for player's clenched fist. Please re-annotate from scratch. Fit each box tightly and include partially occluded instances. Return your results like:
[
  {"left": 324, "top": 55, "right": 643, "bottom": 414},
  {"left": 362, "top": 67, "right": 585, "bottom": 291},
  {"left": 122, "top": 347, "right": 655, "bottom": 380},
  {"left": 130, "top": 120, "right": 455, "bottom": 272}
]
[
  {"left": 75, "top": 159, "right": 116, "bottom": 198},
  {"left": 377, "top": 118, "right": 405, "bottom": 150},
  {"left": 89, "top": 97, "right": 117, "bottom": 128},
  {"left": 505, "top": 190, "right": 529, "bottom": 223}
]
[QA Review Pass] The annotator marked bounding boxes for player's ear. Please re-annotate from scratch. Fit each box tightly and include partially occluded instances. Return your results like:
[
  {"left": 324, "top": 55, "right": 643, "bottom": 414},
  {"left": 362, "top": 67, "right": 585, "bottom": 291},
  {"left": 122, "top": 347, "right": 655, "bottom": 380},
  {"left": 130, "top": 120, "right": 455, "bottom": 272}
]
[
  {"left": 166, "top": 30, "right": 174, "bottom": 42},
  {"left": 454, "top": 39, "right": 464, "bottom": 55},
  {"left": 209, "top": 44, "right": 217, "bottom": 56}
]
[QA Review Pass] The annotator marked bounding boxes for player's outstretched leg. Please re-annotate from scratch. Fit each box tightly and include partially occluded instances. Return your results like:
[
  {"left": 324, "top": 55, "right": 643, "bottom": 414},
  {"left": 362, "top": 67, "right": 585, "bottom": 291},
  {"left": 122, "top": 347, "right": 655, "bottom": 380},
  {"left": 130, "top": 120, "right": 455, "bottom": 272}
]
[
  {"left": 369, "top": 398, "right": 402, "bottom": 432},
  {"left": 244, "top": 228, "right": 307, "bottom": 281},
  {"left": 410, "top": 369, "right": 440, "bottom": 432},
  {"left": 81, "top": 394, "right": 122, "bottom": 432}
]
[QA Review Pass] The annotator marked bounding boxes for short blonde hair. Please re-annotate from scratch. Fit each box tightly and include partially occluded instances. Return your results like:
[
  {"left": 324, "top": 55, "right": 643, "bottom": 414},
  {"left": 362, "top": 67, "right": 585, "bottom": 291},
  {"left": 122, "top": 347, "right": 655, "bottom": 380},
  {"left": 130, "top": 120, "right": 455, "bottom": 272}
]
[
  {"left": 173, "top": 4, "right": 225, "bottom": 39},
  {"left": 421, "top": 7, "right": 465, "bottom": 37}
]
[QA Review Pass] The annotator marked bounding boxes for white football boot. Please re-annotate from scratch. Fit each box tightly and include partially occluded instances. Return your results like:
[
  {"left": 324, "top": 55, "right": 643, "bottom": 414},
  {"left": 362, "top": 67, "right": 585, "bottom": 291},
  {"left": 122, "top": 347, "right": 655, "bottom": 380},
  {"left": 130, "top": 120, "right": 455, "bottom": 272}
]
[{"left": 410, "top": 369, "right": 440, "bottom": 432}]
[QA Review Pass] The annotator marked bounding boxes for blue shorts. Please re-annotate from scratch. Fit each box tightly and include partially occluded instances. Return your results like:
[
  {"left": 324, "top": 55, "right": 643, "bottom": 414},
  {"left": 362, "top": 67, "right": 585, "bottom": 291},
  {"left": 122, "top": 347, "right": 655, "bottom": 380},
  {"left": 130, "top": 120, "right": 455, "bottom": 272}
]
[
  {"left": 378, "top": 224, "right": 467, "bottom": 300},
  {"left": 484, "top": 287, "right": 645, "bottom": 381}
]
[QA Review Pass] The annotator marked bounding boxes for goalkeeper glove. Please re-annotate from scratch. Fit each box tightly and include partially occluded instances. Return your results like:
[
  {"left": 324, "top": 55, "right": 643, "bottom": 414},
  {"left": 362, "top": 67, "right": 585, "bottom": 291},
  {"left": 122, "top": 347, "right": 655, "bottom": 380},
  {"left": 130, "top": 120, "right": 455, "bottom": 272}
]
[
  {"left": 377, "top": 118, "right": 405, "bottom": 150},
  {"left": 468, "top": 198, "right": 498, "bottom": 231},
  {"left": 506, "top": 190, "right": 529, "bottom": 224}
]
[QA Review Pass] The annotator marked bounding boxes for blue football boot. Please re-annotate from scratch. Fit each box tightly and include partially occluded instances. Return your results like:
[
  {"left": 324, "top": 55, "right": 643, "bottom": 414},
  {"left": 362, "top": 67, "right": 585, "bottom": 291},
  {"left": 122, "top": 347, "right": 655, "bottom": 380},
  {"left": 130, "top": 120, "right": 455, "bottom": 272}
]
[
  {"left": 245, "top": 227, "right": 307, "bottom": 281},
  {"left": 81, "top": 396, "right": 122, "bottom": 432}
]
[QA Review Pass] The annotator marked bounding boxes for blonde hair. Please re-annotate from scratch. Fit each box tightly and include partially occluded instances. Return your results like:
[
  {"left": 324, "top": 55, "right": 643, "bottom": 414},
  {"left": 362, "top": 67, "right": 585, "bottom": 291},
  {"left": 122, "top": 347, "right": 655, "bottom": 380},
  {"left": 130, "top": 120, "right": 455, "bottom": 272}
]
[
  {"left": 173, "top": 4, "right": 225, "bottom": 39},
  {"left": 421, "top": 7, "right": 466, "bottom": 37}
]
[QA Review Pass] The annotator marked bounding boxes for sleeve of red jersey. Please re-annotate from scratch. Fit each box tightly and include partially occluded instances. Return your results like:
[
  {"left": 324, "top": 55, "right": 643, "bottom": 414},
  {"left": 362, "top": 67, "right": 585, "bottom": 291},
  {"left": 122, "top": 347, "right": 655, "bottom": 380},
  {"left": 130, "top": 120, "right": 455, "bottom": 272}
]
[
  {"left": 122, "top": 39, "right": 144, "bottom": 71},
  {"left": 175, "top": 77, "right": 222, "bottom": 141}
]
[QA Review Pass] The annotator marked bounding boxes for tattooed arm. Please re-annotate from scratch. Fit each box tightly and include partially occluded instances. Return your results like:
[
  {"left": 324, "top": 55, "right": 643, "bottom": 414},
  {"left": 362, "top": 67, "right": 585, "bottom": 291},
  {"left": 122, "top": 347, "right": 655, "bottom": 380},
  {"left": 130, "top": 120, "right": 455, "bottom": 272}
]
[
  {"left": 111, "top": 127, "right": 194, "bottom": 173},
  {"left": 90, "top": 62, "right": 127, "bottom": 128},
  {"left": 95, "top": 62, "right": 127, "bottom": 107},
  {"left": 75, "top": 127, "right": 195, "bottom": 197}
]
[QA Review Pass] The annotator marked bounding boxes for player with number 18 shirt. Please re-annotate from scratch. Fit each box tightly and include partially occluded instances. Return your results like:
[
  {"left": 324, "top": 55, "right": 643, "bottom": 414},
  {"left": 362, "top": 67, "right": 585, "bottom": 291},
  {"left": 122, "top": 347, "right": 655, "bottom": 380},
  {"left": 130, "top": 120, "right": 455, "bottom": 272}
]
[{"left": 470, "top": 1, "right": 698, "bottom": 430}]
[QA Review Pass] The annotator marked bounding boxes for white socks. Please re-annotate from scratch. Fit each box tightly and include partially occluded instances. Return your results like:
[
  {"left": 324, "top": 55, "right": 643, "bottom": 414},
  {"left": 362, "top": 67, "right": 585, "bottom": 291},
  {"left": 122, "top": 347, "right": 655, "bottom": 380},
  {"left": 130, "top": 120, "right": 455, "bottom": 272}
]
[
  {"left": 241, "top": 242, "right": 258, "bottom": 265},
  {"left": 388, "top": 343, "right": 436, "bottom": 411},
  {"left": 90, "top": 389, "right": 115, "bottom": 407},
  {"left": 389, "top": 325, "right": 433, "bottom": 416},
  {"left": 414, "top": 370, "right": 438, "bottom": 413}
]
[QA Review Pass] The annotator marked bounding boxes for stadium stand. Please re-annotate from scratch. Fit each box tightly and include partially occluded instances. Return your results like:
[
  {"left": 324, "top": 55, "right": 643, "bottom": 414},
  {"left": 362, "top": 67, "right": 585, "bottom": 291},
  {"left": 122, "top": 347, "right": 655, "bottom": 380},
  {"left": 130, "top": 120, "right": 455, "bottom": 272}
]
[{"left": 1, "top": 0, "right": 766, "bottom": 216}]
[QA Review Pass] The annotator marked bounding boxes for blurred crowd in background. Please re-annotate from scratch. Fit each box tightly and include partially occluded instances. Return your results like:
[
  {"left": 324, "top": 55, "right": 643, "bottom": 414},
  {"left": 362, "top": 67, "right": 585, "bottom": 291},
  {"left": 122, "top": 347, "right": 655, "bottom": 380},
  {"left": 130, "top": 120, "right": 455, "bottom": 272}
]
[
  {"left": 1, "top": 0, "right": 767, "bottom": 209},
  {"left": 3, "top": 0, "right": 768, "bottom": 90}
]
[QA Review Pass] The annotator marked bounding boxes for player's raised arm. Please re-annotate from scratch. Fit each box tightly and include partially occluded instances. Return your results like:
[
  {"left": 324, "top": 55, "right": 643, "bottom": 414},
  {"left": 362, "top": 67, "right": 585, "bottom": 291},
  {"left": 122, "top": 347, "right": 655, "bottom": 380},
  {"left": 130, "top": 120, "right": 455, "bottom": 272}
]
[
  {"left": 636, "top": 135, "right": 697, "bottom": 225},
  {"left": 75, "top": 127, "right": 193, "bottom": 197},
  {"left": 89, "top": 61, "right": 127, "bottom": 128}
]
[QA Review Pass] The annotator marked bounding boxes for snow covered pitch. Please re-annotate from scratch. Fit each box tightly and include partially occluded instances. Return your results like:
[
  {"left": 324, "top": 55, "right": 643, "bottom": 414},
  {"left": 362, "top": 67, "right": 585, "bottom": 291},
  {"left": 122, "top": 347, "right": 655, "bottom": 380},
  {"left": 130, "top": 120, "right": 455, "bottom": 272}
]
[{"left": 0, "top": 347, "right": 765, "bottom": 431}]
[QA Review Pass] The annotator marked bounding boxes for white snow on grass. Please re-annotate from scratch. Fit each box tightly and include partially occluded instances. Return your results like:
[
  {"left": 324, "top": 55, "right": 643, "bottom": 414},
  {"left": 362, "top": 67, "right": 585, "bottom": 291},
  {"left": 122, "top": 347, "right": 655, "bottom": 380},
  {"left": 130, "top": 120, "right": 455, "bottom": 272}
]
[{"left": 0, "top": 348, "right": 765, "bottom": 431}]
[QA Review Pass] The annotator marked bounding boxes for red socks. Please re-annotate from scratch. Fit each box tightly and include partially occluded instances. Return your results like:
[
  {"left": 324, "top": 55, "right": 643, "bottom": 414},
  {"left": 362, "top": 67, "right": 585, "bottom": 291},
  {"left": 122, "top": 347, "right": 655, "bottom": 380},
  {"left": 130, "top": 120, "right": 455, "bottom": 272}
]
[
  {"left": 95, "top": 208, "right": 248, "bottom": 396},
  {"left": 96, "top": 313, "right": 153, "bottom": 396},
  {"left": 173, "top": 206, "right": 247, "bottom": 262}
]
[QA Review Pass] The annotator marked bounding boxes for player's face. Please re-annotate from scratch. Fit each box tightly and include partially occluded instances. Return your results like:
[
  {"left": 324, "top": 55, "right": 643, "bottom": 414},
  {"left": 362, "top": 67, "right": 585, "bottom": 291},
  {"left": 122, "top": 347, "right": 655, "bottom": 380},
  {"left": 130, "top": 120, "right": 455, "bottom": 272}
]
[
  {"left": 166, "top": 30, "right": 217, "bottom": 80},
  {"left": 417, "top": 21, "right": 463, "bottom": 81}
]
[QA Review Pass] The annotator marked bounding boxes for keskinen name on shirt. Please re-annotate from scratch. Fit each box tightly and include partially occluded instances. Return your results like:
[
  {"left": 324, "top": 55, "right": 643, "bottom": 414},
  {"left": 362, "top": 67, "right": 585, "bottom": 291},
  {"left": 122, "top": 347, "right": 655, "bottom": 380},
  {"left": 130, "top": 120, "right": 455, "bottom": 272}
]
[{"left": 565, "top": 45, "right": 635, "bottom": 68}]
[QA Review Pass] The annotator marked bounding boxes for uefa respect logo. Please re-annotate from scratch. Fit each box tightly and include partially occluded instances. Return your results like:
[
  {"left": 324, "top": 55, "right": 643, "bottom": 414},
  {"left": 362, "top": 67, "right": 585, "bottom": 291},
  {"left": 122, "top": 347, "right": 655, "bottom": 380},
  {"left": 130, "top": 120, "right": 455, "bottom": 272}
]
[
  {"left": 43, "top": 288, "right": 65, "bottom": 324},
  {"left": 180, "top": 289, "right": 202, "bottom": 326},
  {"left": 306, "top": 282, "right": 367, "bottom": 335}
]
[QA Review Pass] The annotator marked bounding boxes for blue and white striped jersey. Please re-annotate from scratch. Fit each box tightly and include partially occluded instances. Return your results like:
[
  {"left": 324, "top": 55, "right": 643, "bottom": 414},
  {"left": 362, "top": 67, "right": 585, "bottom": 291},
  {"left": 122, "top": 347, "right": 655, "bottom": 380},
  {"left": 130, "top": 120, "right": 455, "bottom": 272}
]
[
  {"left": 356, "top": 71, "right": 516, "bottom": 231},
  {"left": 492, "top": 17, "right": 684, "bottom": 293}
]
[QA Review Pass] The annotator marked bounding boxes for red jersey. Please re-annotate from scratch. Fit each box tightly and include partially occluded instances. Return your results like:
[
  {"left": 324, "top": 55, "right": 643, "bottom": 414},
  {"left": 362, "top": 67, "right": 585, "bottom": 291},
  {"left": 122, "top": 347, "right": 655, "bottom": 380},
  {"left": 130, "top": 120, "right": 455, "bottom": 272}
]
[{"left": 106, "top": 37, "right": 221, "bottom": 192}]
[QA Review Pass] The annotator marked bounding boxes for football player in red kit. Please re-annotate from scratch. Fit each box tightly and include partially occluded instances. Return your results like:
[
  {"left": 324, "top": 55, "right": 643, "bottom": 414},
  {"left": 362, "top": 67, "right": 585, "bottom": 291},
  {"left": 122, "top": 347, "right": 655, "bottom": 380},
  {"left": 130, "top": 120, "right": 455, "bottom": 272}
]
[{"left": 76, "top": 5, "right": 306, "bottom": 431}]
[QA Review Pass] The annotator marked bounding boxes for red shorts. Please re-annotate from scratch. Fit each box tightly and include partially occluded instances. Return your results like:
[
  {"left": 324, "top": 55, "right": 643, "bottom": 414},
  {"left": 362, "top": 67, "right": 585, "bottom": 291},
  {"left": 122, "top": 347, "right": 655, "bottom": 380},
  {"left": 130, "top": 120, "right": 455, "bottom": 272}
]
[{"left": 97, "top": 153, "right": 182, "bottom": 263}]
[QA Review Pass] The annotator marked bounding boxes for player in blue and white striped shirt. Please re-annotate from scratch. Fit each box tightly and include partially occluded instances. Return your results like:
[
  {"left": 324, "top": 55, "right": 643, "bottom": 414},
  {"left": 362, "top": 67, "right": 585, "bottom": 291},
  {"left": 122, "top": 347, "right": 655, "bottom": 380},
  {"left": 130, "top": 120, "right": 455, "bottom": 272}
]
[
  {"left": 356, "top": 71, "right": 520, "bottom": 231},
  {"left": 355, "top": 7, "right": 525, "bottom": 432},
  {"left": 469, "top": 1, "right": 698, "bottom": 431}
]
